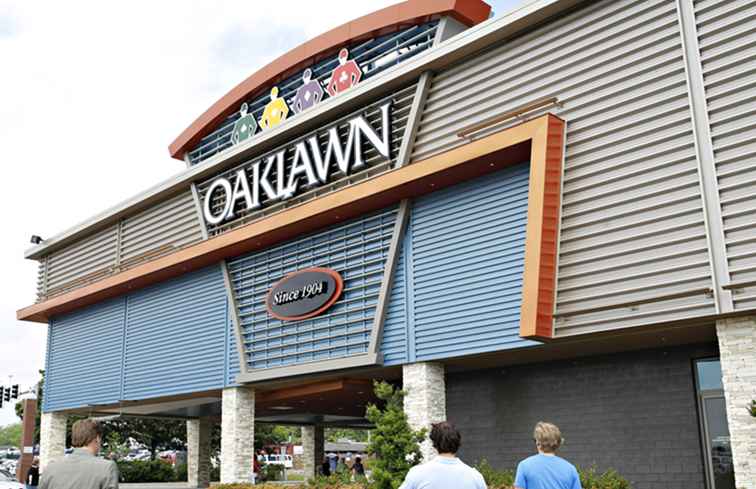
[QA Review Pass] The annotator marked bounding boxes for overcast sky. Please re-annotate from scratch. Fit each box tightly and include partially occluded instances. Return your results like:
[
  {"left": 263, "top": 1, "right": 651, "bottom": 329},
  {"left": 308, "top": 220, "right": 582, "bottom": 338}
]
[{"left": 0, "top": 0, "right": 523, "bottom": 427}]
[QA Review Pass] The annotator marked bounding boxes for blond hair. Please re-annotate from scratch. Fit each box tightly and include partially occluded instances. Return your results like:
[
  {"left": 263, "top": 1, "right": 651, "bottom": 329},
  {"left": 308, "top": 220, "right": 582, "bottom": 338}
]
[
  {"left": 534, "top": 421, "right": 563, "bottom": 453},
  {"left": 71, "top": 419, "right": 102, "bottom": 448}
]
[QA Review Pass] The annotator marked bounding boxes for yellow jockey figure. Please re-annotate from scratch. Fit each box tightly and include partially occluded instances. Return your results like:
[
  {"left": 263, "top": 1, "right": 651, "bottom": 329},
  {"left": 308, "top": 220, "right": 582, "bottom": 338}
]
[{"left": 259, "top": 86, "right": 289, "bottom": 130}]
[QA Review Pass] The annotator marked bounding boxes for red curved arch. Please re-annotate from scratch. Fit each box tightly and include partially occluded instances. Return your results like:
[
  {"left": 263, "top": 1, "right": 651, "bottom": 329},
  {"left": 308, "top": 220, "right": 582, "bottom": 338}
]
[{"left": 168, "top": 0, "right": 491, "bottom": 160}]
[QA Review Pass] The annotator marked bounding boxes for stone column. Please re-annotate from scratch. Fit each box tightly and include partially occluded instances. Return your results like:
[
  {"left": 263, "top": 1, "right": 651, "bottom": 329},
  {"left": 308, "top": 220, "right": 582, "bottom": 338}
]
[
  {"left": 716, "top": 317, "right": 756, "bottom": 489},
  {"left": 39, "top": 411, "right": 67, "bottom": 472},
  {"left": 220, "top": 386, "right": 255, "bottom": 483},
  {"left": 402, "top": 362, "right": 446, "bottom": 462},
  {"left": 187, "top": 418, "right": 212, "bottom": 488},
  {"left": 301, "top": 425, "right": 325, "bottom": 480}
]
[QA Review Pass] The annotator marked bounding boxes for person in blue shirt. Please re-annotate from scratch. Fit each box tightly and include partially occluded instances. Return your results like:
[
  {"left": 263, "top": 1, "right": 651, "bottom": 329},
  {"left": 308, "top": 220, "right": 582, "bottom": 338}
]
[
  {"left": 399, "top": 422, "right": 487, "bottom": 489},
  {"left": 514, "top": 422, "right": 582, "bottom": 489}
]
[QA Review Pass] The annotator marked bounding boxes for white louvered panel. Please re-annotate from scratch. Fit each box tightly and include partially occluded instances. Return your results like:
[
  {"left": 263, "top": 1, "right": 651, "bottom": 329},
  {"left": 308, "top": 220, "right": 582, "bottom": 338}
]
[
  {"left": 411, "top": 0, "right": 715, "bottom": 335},
  {"left": 696, "top": 0, "right": 756, "bottom": 310},
  {"left": 44, "top": 226, "right": 118, "bottom": 298},
  {"left": 119, "top": 190, "right": 203, "bottom": 266}
]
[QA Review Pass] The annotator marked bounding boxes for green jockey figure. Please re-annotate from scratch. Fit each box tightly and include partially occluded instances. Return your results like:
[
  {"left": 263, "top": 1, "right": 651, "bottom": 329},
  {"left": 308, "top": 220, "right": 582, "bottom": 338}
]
[{"left": 231, "top": 102, "right": 257, "bottom": 145}]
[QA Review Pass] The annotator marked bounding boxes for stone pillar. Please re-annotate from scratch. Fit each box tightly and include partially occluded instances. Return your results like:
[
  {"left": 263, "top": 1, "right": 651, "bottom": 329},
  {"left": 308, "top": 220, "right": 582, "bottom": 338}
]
[
  {"left": 187, "top": 418, "right": 213, "bottom": 488},
  {"left": 39, "top": 411, "right": 67, "bottom": 472},
  {"left": 301, "top": 425, "right": 325, "bottom": 480},
  {"left": 402, "top": 362, "right": 446, "bottom": 462},
  {"left": 717, "top": 317, "right": 756, "bottom": 489},
  {"left": 220, "top": 386, "right": 255, "bottom": 483}
]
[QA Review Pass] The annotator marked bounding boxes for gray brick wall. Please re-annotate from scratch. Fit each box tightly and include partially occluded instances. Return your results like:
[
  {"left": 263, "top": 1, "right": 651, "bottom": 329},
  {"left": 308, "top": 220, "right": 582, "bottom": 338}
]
[{"left": 446, "top": 344, "right": 717, "bottom": 489}]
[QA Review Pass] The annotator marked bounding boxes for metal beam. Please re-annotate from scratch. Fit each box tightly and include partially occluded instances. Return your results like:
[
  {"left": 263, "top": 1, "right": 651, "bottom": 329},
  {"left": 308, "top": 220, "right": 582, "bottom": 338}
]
[
  {"left": 676, "top": 0, "right": 733, "bottom": 314},
  {"left": 220, "top": 261, "right": 248, "bottom": 376},
  {"left": 236, "top": 353, "right": 381, "bottom": 384}
]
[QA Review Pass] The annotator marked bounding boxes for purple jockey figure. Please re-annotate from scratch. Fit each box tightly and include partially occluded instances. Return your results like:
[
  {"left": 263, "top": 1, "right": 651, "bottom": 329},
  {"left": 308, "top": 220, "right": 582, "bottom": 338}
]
[{"left": 291, "top": 68, "right": 324, "bottom": 114}]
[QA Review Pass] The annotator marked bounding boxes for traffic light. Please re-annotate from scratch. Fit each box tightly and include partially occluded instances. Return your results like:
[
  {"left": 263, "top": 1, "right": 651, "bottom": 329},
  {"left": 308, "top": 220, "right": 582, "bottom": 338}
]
[
  {"left": 10, "top": 385, "right": 18, "bottom": 399},
  {"left": 2, "top": 387, "right": 9, "bottom": 402},
  {"left": 0, "top": 387, "right": 3, "bottom": 408}
]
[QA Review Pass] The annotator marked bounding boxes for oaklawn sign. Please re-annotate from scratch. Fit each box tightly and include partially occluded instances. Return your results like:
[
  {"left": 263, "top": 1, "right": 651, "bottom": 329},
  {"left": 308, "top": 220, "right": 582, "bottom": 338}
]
[{"left": 202, "top": 102, "right": 392, "bottom": 225}]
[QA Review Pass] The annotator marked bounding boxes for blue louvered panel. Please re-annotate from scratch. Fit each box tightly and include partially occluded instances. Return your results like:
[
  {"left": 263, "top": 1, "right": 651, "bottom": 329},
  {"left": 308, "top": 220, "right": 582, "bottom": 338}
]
[
  {"left": 381, "top": 239, "right": 408, "bottom": 365},
  {"left": 44, "top": 298, "right": 125, "bottom": 411},
  {"left": 122, "top": 265, "right": 228, "bottom": 400},
  {"left": 228, "top": 207, "right": 397, "bottom": 370},
  {"left": 411, "top": 163, "right": 536, "bottom": 361}
]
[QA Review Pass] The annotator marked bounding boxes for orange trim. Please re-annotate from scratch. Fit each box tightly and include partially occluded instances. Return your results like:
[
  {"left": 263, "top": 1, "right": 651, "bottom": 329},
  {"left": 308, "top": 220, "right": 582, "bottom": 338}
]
[
  {"left": 265, "top": 267, "right": 344, "bottom": 321},
  {"left": 168, "top": 0, "right": 492, "bottom": 160},
  {"left": 519, "top": 115, "right": 565, "bottom": 340},
  {"left": 19, "top": 114, "right": 564, "bottom": 344}
]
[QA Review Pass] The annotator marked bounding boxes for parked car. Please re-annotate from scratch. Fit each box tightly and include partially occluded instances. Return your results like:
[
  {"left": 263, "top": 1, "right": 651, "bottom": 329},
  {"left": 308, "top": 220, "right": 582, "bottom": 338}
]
[{"left": 0, "top": 470, "right": 23, "bottom": 489}]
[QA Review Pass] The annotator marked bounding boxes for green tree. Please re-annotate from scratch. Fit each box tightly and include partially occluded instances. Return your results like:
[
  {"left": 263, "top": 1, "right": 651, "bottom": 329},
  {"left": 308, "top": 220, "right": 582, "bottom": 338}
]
[
  {"left": 365, "top": 381, "right": 426, "bottom": 489},
  {"left": 100, "top": 418, "right": 186, "bottom": 459},
  {"left": 0, "top": 423, "right": 23, "bottom": 448},
  {"left": 325, "top": 428, "right": 369, "bottom": 443},
  {"left": 748, "top": 400, "right": 756, "bottom": 418}
]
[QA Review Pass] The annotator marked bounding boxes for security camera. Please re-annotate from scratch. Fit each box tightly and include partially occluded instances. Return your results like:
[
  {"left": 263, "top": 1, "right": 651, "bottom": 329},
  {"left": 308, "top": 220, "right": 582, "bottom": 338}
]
[{"left": 30, "top": 235, "right": 43, "bottom": 245}]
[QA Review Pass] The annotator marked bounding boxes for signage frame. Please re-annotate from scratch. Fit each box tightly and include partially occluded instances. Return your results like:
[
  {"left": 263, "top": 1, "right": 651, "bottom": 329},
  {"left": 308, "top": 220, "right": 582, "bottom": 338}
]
[{"left": 265, "top": 267, "right": 344, "bottom": 321}]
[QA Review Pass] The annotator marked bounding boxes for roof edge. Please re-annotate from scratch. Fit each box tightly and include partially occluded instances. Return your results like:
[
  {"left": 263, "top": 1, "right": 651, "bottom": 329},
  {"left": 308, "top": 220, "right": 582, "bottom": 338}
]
[{"left": 167, "top": 0, "right": 491, "bottom": 160}]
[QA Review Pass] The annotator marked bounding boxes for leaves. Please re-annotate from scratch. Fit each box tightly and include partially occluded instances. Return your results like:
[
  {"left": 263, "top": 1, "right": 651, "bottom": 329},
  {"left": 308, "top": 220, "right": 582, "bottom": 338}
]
[{"left": 365, "top": 381, "right": 426, "bottom": 489}]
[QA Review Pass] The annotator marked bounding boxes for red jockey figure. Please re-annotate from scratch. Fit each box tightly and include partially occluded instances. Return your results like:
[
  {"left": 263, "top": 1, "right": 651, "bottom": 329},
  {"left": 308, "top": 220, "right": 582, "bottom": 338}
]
[{"left": 326, "top": 48, "right": 362, "bottom": 97}]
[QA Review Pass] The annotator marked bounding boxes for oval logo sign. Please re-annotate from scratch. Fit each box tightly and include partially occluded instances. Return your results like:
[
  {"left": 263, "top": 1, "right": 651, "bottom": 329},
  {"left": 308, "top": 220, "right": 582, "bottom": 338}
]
[{"left": 266, "top": 267, "right": 344, "bottom": 321}]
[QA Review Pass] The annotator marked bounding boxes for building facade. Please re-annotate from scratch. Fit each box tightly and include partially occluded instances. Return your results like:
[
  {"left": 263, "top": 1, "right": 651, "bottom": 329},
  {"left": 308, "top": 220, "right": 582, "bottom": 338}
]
[{"left": 18, "top": 1, "right": 756, "bottom": 488}]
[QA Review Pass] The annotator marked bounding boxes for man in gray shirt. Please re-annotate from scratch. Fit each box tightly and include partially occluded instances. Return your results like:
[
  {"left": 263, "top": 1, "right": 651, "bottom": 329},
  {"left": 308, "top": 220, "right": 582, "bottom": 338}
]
[{"left": 40, "top": 419, "right": 119, "bottom": 489}]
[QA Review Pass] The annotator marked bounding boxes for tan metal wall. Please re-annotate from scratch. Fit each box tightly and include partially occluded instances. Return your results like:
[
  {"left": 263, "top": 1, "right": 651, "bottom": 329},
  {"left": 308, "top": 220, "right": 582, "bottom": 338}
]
[
  {"left": 695, "top": 0, "right": 756, "bottom": 311},
  {"left": 37, "top": 189, "right": 203, "bottom": 301},
  {"left": 412, "top": 0, "right": 720, "bottom": 335}
]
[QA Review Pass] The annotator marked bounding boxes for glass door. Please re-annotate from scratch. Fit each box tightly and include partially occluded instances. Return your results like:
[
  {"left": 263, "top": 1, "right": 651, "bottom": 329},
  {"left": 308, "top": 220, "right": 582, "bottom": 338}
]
[{"left": 695, "top": 359, "right": 735, "bottom": 489}]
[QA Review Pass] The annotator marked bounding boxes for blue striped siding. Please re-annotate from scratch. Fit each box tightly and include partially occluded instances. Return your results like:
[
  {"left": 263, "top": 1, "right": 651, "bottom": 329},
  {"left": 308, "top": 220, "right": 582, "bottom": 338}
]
[
  {"left": 381, "top": 239, "right": 408, "bottom": 365},
  {"left": 380, "top": 163, "right": 536, "bottom": 363},
  {"left": 122, "top": 265, "right": 229, "bottom": 400},
  {"left": 44, "top": 265, "right": 235, "bottom": 411},
  {"left": 45, "top": 298, "right": 125, "bottom": 411}
]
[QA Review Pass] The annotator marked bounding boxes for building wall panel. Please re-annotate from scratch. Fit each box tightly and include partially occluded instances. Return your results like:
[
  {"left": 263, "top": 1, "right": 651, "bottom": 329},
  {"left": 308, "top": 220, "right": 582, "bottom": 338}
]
[
  {"left": 411, "top": 0, "right": 715, "bottom": 336},
  {"left": 228, "top": 208, "right": 397, "bottom": 371},
  {"left": 381, "top": 241, "right": 408, "bottom": 366},
  {"left": 122, "top": 265, "right": 228, "bottom": 401},
  {"left": 410, "top": 163, "right": 534, "bottom": 360},
  {"left": 119, "top": 190, "right": 204, "bottom": 266},
  {"left": 44, "top": 298, "right": 125, "bottom": 411},
  {"left": 43, "top": 265, "right": 233, "bottom": 411},
  {"left": 695, "top": 0, "right": 756, "bottom": 310}
]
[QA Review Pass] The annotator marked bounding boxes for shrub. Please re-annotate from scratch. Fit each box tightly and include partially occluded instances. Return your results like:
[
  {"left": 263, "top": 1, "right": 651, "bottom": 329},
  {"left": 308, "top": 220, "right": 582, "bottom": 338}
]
[
  {"left": 174, "top": 463, "right": 187, "bottom": 482},
  {"left": 578, "top": 466, "right": 631, "bottom": 489},
  {"left": 475, "top": 459, "right": 515, "bottom": 489},
  {"left": 365, "top": 381, "right": 426, "bottom": 489},
  {"left": 116, "top": 459, "right": 177, "bottom": 483},
  {"left": 259, "top": 462, "right": 284, "bottom": 481},
  {"left": 748, "top": 400, "right": 756, "bottom": 418}
]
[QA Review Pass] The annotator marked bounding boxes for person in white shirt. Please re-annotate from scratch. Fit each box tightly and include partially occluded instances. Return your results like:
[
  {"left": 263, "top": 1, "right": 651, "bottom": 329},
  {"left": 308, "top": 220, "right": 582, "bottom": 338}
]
[{"left": 399, "top": 422, "right": 486, "bottom": 489}]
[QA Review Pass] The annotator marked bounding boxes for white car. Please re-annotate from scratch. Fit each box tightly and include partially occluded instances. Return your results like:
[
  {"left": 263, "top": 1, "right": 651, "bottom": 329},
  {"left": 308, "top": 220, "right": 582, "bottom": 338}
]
[
  {"left": 263, "top": 454, "right": 293, "bottom": 469},
  {"left": 0, "top": 471, "right": 23, "bottom": 489}
]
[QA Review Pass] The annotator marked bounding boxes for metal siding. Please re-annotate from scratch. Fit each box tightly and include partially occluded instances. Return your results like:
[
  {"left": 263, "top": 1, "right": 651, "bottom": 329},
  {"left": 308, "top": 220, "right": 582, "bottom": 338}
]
[
  {"left": 122, "top": 265, "right": 228, "bottom": 401},
  {"left": 119, "top": 190, "right": 204, "bottom": 266},
  {"left": 410, "top": 163, "right": 534, "bottom": 360},
  {"left": 696, "top": 0, "right": 756, "bottom": 310},
  {"left": 412, "top": 0, "right": 716, "bottom": 335},
  {"left": 226, "top": 303, "right": 240, "bottom": 386},
  {"left": 44, "top": 298, "right": 125, "bottom": 411},
  {"left": 228, "top": 207, "right": 397, "bottom": 371},
  {"left": 380, "top": 236, "right": 408, "bottom": 366},
  {"left": 42, "top": 226, "right": 118, "bottom": 300}
]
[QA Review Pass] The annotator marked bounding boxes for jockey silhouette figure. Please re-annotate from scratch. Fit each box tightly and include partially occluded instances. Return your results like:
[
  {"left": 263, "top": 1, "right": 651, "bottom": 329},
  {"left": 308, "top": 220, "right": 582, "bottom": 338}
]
[
  {"left": 259, "top": 86, "right": 290, "bottom": 130},
  {"left": 231, "top": 103, "right": 257, "bottom": 145},
  {"left": 326, "top": 48, "right": 362, "bottom": 97},
  {"left": 291, "top": 68, "right": 324, "bottom": 114}
]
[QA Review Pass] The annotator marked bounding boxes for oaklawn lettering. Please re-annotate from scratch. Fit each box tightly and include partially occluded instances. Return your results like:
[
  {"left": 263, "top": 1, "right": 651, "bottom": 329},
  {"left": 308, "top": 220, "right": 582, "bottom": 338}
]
[{"left": 203, "top": 101, "right": 392, "bottom": 225}]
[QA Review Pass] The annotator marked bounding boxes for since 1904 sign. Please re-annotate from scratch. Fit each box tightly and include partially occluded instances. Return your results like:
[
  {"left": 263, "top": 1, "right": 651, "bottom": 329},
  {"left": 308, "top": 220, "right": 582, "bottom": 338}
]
[{"left": 266, "top": 268, "right": 344, "bottom": 321}]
